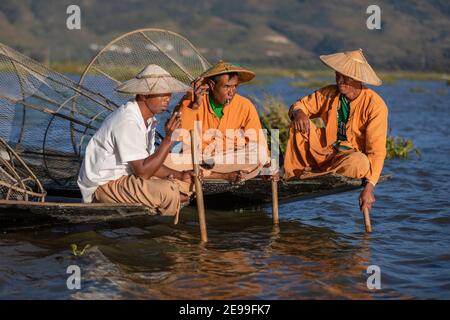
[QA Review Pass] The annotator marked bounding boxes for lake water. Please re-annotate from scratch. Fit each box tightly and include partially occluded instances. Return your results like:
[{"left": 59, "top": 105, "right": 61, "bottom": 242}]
[{"left": 1, "top": 78, "right": 449, "bottom": 299}]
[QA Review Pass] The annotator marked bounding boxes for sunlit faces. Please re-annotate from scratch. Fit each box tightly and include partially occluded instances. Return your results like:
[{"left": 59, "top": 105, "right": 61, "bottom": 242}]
[
  {"left": 208, "top": 74, "right": 239, "bottom": 105},
  {"left": 140, "top": 93, "right": 173, "bottom": 115},
  {"left": 335, "top": 72, "right": 362, "bottom": 99}
]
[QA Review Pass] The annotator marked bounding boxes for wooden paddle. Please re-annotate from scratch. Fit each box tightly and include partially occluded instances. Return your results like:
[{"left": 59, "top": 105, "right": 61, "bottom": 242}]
[
  {"left": 190, "top": 129, "right": 208, "bottom": 242},
  {"left": 362, "top": 207, "right": 373, "bottom": 233},
  {"left": 271, "top": 178, "right": 279, "bottom": 225}
]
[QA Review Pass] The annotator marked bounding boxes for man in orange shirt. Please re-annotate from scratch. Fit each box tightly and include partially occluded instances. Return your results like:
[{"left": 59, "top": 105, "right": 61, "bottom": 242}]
[
  {"left": 165, "top": 61, "right": 271, "bottom": 182},
  {"left": 284, "top": 49, "right": 388, "bottom": 211}
]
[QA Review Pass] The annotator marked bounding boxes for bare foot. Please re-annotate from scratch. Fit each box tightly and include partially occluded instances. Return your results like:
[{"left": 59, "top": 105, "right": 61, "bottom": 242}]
[
  {"left": 180, "top": 193, "right": 190, "bottom": 203},
  {"left": 207, "top": 171, "right": 243, "bottom": 183}
]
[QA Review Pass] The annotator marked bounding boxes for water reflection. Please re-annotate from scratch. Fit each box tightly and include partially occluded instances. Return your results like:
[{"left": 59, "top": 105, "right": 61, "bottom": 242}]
[{"left": 0, "top": 209, "right": 398, "bottom": 299}]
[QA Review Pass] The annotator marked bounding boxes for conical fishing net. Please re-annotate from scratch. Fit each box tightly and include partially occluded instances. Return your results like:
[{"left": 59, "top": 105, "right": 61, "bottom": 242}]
[
  {"left": 78, "top": 28, "right": 211, "bottom": 140},
  {"left": 0, "top": 42, "right": 118, "bottom": 191},
  {"left": 0, "top": 29, "right": 210, "bottom": 194}
]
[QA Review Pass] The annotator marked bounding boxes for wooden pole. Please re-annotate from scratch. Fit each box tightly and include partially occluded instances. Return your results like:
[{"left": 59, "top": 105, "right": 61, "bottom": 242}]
[
  {"left": 271, "top": 179, "right": 279, "bottom": 225},
  {"left": 363, "top": 207, "right": 373, "bottom": 233},
  {"left": 190, "top": 129, "right": 208, "bottom": 242}
]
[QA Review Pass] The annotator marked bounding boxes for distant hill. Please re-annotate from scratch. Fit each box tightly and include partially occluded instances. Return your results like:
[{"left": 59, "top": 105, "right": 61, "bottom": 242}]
[{"left": 0, "top": 0, "right": 449, "bottom": 71}]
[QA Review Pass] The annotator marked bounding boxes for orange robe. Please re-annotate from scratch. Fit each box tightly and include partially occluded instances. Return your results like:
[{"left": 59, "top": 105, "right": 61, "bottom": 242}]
[
  {"left": 165, "top": 93, "right": 269, "bottom": 179},
  {"left": 284, "top": 85, "right": 388, "bottom": 185}
]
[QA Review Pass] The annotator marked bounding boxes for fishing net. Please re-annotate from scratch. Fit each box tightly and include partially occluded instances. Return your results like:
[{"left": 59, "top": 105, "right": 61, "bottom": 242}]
[
  {"left": 0, "top": 42, "right": 118, "bottom": 190},
  {"left": 0, "top": 137, "right": 46, "bottom": 201},
  {"left": 78, "top": 28, "right": 211, "bottom": 138},
  {"left": 0, "top": 29, "right": 210, "bottom": 194}
]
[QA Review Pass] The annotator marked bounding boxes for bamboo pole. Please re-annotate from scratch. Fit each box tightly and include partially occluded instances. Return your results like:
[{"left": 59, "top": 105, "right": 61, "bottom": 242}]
[
  {"left": 271, "top": 179, "right": 279, "bottom": 225},
  {"left": 190, "top": 129, "right": 207, "bottom": 242},
  {"left": 363, "top": 207, "right": 373, "bottom": 233}
]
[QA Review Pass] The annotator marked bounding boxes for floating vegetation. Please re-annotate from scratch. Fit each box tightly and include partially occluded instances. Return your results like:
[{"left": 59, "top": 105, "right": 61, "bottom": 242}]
[
  {"left": 254, "top": 94, "right": 291, "bottom": 154},
  {"left": 379, "top": 71, "right": 450, "bottom": 82},
  {"left": 71, "top": 244, "right": 91, "bottom": 256},
  {"left": 386, "top": 136, "right": 421, "bottom": 159},
  {"left": 245, "top": 77, "right": 274, "bottom": 87},
  {"left": 290, "top": 80, "right": 329, "bottom": 89},
  {"left": 50, "top": 62, "right": 87, "bottom": 75},
  {"left": 252, "top": 68, "right": 303, "bottom": 78}
]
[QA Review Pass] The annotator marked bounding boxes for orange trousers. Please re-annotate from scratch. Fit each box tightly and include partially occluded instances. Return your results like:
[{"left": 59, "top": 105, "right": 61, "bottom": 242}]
[{"left": 284, "top": 123, "right": 370, "bottom": 180}]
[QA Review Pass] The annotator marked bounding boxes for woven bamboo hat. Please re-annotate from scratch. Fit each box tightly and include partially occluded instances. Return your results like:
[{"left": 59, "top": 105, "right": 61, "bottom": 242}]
[
  {"left": 319, "top": 49, "right": 382, "bottom": 86},
  {"left": 200, "top": 60, "right": 255, "bottom": 83},
  {"left": 116, "top": 64, "right": 190, "bottom": 95}
]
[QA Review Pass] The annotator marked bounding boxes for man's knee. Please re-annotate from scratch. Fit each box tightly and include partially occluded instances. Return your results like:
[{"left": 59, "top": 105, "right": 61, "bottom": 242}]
[
  {"left": 143, "top": 178, "right": 181, "bottom": 215},
  {"left": 347, "top": 152, "right": 370, "bottom": 177},
  {"left": 335, "top": 151, "right": 370, "bottom": 178},
  {"left": 354, "top": 152, "right": 370, "bottom": 174}
]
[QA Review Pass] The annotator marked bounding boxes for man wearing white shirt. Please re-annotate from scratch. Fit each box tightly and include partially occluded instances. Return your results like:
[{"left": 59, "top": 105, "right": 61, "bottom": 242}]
[{"left": 78, "top": 65, "right": 195, "bottom": 216}]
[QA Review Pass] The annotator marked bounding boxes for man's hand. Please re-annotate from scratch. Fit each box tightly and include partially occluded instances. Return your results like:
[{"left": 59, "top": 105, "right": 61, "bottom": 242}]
[
  {"left": 191, "top": 77, "right": 209, "bottom": 109},
  {"left": 292, "top": 109, "right": 310, "bottom": 134},
  {"left": 179, "top": 170, "right": 204, "bottom": 185},
  {"left": 359, "top": 183, "right": 375, "bottom": 211},
  {"left": 164, "top": 111, "right": 181, "bottom": 137}
]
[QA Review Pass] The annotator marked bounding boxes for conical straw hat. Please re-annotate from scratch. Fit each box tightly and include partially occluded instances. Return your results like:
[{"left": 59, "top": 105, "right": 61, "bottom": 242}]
[
  {"left": 116, "top": 64, "right": 190, "bottom": 95},
  {"left": 319, "top": 49, "right": 382, "bottom": 86},
  {"left": 200, "top": 60, "right": 255, "bottom": 83}
]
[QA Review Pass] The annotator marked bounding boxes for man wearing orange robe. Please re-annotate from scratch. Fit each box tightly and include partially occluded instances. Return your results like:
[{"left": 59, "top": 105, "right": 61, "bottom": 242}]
[
  {"left": 284, "top": 49, "right": 388, "bottom": 211},
  {"left": 165, "top": 61, "right": 271, "bottom": 182}
]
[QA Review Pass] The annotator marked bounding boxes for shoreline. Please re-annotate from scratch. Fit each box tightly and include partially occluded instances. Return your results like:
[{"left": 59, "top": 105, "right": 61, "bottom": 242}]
[{"left": 45, "top": 62, "right": 450, "bottom": 81}]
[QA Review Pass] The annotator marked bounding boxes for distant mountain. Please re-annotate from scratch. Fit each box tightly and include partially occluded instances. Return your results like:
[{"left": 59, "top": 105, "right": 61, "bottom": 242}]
[{"left": 0, "top": 0, "right": 449, "bottom": 71}]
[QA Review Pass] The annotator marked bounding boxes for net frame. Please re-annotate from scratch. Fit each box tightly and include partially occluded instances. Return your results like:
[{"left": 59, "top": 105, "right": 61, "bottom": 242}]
[
  {"left": 80, "top": 28, "right": 210, "bottom": 86},
  {"left": 0, "top": 137, "right": 46, "bottom": 202},
  {"left": 0, "top": 42, "right": 119, "bottom": 188},
  {"left": 77, "top": 28, "right": 211, "bottom": 142}
]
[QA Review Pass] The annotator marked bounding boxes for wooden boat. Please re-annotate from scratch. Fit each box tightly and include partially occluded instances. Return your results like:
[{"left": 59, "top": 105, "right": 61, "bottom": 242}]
[
  {"left": 0, "top": 174, "right": 391, "bottom": 231},
  {"left": 0, "top": 200, "right": 154, "bottom": 230},
  {"left": 200, "top": 174, "right": 392, "bottom": 209}
]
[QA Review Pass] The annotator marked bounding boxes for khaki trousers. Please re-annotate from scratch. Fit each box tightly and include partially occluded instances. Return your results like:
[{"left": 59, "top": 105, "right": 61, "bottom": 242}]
[{"left": 94, "top": 175, "right": 188, "bottom": 216}]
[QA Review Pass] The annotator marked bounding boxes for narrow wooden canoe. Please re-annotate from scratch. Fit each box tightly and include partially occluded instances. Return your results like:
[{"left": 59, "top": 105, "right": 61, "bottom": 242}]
[
  {"left": 0, "top": 200, "right": 156, "bottom": 231},
  {"left": 200, "top": 174, "right": 392, "bottom": 209},
  {"left": 0, "top": 174, "right": 391, "bottom": 230}
]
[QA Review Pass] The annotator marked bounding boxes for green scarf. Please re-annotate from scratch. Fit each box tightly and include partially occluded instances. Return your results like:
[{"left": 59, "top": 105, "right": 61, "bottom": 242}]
[
  {"left": 209, "top": 96, "right": 224, "bottom": 120},
  {"left": 337, "top": 94, "right": 350, "bottom": 142}
]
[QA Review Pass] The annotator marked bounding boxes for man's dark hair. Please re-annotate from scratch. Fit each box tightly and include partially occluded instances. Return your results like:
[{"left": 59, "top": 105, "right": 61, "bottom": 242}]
[{"left": 209, "top": 72, "right": 238, "bottom": 84}]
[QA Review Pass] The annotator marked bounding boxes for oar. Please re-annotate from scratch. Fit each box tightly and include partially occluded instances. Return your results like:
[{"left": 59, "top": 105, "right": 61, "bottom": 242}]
[
  {"left": 271, "top": 178, "right": 279, "bottom": 225},
  {"left": 190, "top": 129, "right": 208, "bottom": 242},
  {"left": 362, "top": 207, "right": 373, "bottom": 233}
]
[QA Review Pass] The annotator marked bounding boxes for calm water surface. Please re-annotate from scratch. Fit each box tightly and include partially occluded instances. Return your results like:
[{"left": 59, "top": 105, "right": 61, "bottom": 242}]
[{"left": 0, "top": 78, "right": 449, "bottom": 299}]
